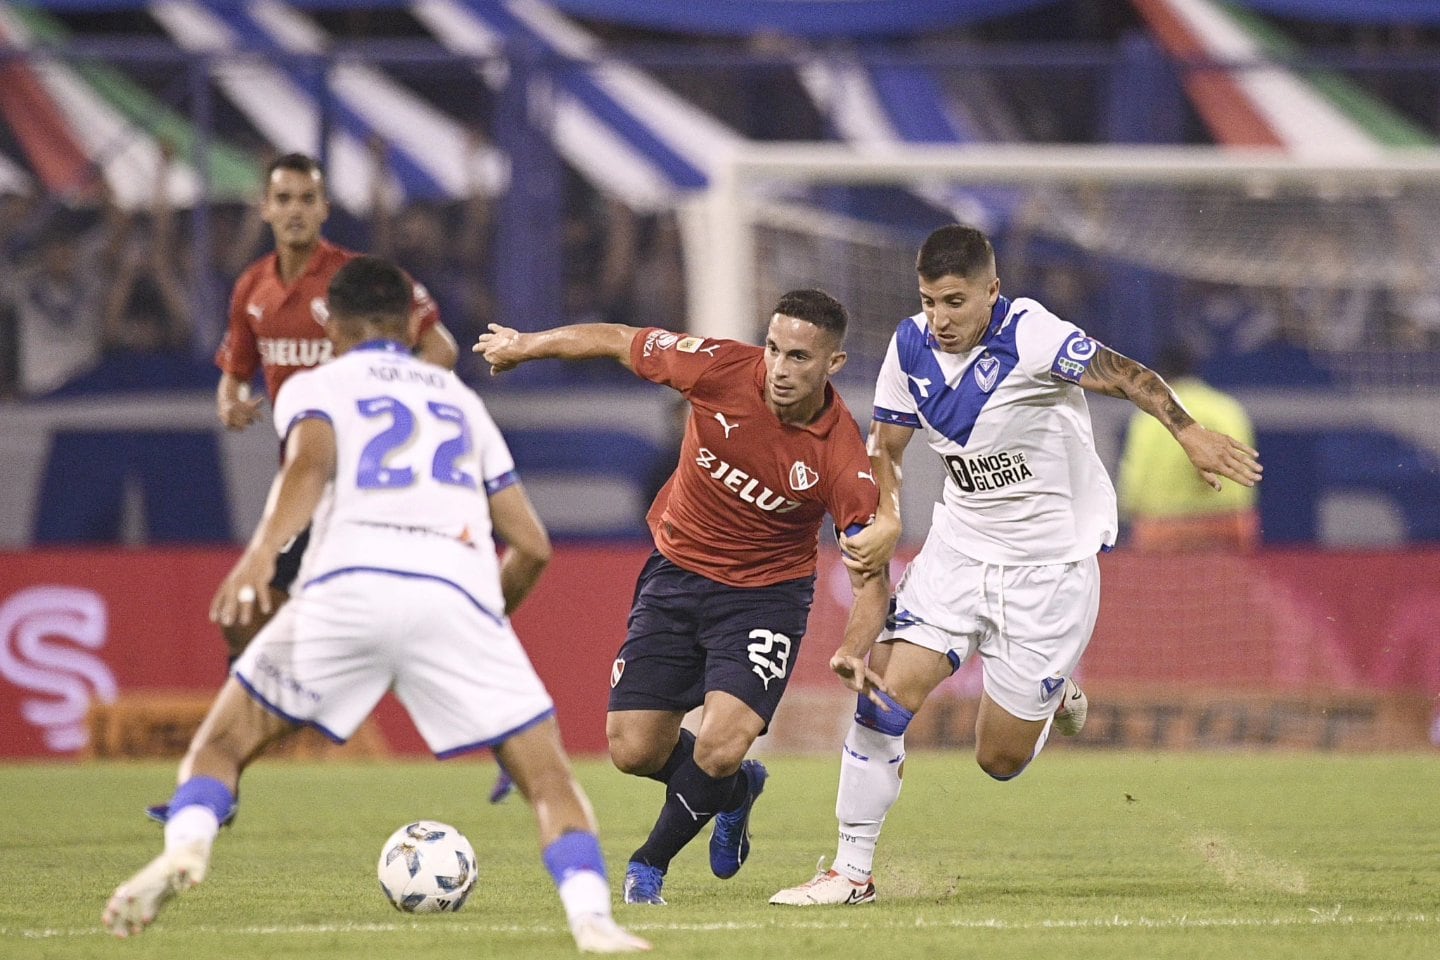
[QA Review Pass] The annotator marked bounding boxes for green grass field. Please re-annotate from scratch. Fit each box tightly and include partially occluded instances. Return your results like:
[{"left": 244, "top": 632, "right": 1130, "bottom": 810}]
[{"left": 3, "top": 751, "right": 1437, "bottom": 959}]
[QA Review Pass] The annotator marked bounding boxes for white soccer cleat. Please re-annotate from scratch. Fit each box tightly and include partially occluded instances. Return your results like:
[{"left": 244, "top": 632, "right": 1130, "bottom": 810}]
[
  {"left": 769, "top": 865, "right": 876, "bottom": 906},
  {"left": 572, "top": 913, "right": 652, "bottom": 953},
  {"left": 1053, "top": 678, "right": 1088, "bottom": 737},
  {"left": 101, "top": 845, "right": 209, "bottom": 938}
]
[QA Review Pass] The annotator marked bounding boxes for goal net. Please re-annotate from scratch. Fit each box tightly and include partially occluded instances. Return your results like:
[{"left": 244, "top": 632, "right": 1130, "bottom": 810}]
[{"left": 686, "top": 144, "right": 1440, "bottom": 390}]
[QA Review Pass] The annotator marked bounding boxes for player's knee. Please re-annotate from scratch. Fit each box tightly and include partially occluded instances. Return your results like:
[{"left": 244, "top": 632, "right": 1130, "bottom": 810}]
[
  {"left": 692, "top": 733, "right": 750, "bottom": 778},
  {"left": 606, "top": 729, "right": 665, "bottom": 777},
  {"left": 855, "top": 691, "right": 914, "bottom": 737},
  {"left": 974, "top": 745, "right": 1029, "bottom": 781}
]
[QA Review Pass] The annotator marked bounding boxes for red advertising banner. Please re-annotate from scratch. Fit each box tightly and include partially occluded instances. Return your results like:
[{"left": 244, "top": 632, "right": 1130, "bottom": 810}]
[{"left": 2, "top": 546, "right": 1438, "bottom": 759}]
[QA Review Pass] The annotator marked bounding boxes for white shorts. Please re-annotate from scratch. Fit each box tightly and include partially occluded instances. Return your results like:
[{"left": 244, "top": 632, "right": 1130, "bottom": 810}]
[
  {"left": 233, "top": 571, "right": 554, "bottom": 757},
  {"left": 885, "top": 536, "right": 1100, "bottom": 722}
]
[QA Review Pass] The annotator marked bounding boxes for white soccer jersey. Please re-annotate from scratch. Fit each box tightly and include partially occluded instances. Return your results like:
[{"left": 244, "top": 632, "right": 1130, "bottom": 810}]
[
  {"left": 873, "top": 295, "right": 1117, "bottom": 565},
  {"left": 272, "top": 340, "right": 516, "bottom": 617}
]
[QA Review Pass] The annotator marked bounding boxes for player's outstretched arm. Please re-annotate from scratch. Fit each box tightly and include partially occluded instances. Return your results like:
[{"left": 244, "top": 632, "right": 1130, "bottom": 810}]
[
  {"left": 216, "top": 371, "right": 264, "bottom": 431},
  {"left": 211, "top": 419, "right": 335, "bottom": 627},
  {"left": 1078, "top": 346, "right": 1262, "bottom": 491},
  {"left": 489, "top": 482, "right": 552, "bottom": 614},
  {"left": 839, "top": 421, "right": 912, "bottom": 576},
  {"left": 473, "top": 322, "right": 641, "bottom": 375},
  {"left": 829, "top": 565, "right": 893, "bottom": 709}
]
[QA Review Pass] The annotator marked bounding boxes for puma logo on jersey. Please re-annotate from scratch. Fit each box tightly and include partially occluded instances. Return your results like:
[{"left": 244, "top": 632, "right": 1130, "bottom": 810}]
[
  {"left": 858, "top": 470, "right": 875, "bottom": 483},
  {"left": 714, "top": 412, "right": 740, "bottom": 438},
  {"left": 695, "top": 447, "right": 803, "bottom": 513},
  {"left": 907, "top": 375, "right": 932, "bottom": 398}
]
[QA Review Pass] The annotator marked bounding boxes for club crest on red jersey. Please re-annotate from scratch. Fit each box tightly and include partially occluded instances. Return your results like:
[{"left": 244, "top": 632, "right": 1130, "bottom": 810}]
[{"left": 788, "top": 460, "right": 819, "bottom": 492}]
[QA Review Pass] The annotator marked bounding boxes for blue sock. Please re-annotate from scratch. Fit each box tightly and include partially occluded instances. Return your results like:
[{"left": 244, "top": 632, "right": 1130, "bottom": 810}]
[
  {"left": 542, "top": 831, "right": 607, "bottom": 884},
  {"left": 168, "top": 775, "right": 237, "bottom": 824},
  {"left": 631, "top": 758, "right": 744, "bottom": 871}
]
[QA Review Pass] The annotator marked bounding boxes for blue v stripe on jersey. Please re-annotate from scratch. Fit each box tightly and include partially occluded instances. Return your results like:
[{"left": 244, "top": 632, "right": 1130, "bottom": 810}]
[{"left": 897, "top": 296, "right": 1024, "bottom": 448}]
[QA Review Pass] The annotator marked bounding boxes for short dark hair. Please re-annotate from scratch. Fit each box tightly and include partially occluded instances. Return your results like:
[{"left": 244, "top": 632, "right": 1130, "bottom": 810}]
[
  {"left": 916, "top": 224, "right": 995, "bottom": 282},
  {"left": 265, "top": 153, "right": 325, "bottom": 192},
  {"left": 327, "top": 256, "right": 411, "bottom": 334},
  {"left": 772, "top": 288, "right": 849, "bottom": 344}
]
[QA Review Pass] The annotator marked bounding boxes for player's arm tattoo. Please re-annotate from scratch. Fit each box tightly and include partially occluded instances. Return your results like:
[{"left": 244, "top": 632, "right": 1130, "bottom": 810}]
[{"left": 1080, "top": 347, "right": 1196, "bottom": 435}]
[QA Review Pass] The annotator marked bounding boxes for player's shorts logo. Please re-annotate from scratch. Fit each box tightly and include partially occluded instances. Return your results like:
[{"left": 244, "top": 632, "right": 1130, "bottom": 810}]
[
  {"left": 610, "top": 658, "right": 626, "bottom": 688},
  {"left": 1040, "top": 676, "right": 1065, "bottom": 701},
  {"left": 788, "top": 460, "right": 819, "bottom": 492},
  {"left": 746, "top": 629, "right": 792, "bottom": 690}
]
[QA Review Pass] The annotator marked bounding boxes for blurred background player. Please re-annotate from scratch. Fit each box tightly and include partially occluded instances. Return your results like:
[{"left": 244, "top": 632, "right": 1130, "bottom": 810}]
[
  {"left": 212, "top": 152, "right": 458, "bottom": 663},
  {"left": 475, "top": 290, "right": 890, "bottom": 905},
  {"left": 103, "top": 256, "right": 647, "bottom": 954},
  {"left": 1118, "top": 345, "right": 1261, "bottom": 551},
  {"left": 771, "top": 224, "right": 1262, "bottom": 906}
]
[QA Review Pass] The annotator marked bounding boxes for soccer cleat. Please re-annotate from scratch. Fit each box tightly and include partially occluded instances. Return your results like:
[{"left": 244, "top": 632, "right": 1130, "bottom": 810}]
[
  {"left": 769, "top": 862, "right": 876, "bottom": 906},
  {"left": 488, "top": 768, "right": 515, "bottom": 804},
  {"left": 101, "top": 844, "right": 209, "bottom": 938},
  {"left": 572, "top": 914, "right": 653, "bottom": 953},
  {"left": 709, "top": 758, "right": 768, "bottom": 879},
  {"left": 1053, "top": 678, "right": 1088, "bottom": 737},
  {"left": 622, "top": 861, "right": 666, "bottom": 905}
]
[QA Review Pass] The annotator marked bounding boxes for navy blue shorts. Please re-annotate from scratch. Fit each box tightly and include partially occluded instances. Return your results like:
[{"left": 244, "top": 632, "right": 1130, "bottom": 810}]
[
  {"left": 608, "top": 551, "right": 815, "bottom": 728},
  {"left": 269, "top": 525, "right": 311, "bottom": 594}
]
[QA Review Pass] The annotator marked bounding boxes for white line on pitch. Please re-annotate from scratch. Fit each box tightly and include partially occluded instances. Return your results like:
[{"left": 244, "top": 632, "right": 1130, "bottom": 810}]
[{"left": 7, "top": 913, "right": 1435, "bottom": 939}]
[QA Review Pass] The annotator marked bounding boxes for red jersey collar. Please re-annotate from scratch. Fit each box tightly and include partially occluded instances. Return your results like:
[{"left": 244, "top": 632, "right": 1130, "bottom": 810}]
[{"left": 267, "top": 237, "right": 342, "bottom": 289}]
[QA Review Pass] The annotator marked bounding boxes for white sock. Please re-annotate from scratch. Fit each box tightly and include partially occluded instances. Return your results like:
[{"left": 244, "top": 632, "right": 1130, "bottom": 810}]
[
  {"left": 163, "top": 806, "right": 219, "bottom": 871},
  {"left": 833, "top": 721, "right": 904, "bottom": 883},
  {"left": 557, "top": 870, "right": 612, "bottom": 927}
]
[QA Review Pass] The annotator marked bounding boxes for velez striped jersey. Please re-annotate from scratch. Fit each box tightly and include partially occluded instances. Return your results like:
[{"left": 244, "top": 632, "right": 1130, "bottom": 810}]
[{"left": 872, "top": 295, "right": 1117, "bottom": 566}]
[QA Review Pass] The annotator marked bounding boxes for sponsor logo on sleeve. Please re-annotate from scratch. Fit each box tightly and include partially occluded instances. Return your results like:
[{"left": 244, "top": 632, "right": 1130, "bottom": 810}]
[
  {"left": 1051, "top": 333, "right": 1099, "bottom": 384},
  {"left": 676, "top": 336, "right": 705, "bottom": 353},
  {"left": 641, "top": 330, "right": 680, "bottom": 356}
]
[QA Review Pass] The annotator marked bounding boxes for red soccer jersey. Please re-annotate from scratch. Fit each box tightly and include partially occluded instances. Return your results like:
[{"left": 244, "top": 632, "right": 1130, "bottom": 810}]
[
  {"left": 214, "top": 239, "right": 440, "bottom": 404},
  {"left": 632, "top": 328, "right": 878, "bottom": 588}
]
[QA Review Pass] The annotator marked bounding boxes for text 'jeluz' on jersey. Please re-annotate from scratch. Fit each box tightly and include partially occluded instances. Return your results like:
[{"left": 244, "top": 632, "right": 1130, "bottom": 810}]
[
  {"left": 695, "top": 447, "right": 803, "bottom": 513},
  {"left": 942, "top": 449, "right": 1035, "bottom": 493},
  {"left": 258, "top": 337, "right": 333, "bottom": 368}
]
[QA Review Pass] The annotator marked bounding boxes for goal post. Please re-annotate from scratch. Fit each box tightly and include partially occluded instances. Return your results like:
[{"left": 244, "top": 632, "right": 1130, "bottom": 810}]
[{"left": 686, "top": 143, "right": 1440, "bottom": 387}]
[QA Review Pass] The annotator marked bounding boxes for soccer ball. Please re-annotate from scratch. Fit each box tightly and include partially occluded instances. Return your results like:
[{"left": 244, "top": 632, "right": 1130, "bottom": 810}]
[{"left": 376, "top": 820, "right": 478, "bottom": 913}]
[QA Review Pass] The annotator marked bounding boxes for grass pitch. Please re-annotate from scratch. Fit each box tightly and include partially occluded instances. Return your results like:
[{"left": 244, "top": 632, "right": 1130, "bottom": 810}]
[{"left": 2, "top": 751, "right": 1436, "bottom": 959}]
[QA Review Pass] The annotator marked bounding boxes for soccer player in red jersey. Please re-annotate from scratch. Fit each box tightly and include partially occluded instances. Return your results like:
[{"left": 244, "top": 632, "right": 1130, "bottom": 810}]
[
  {"left": 475, "top": 289, "right": 892, "bottom": 905},
  {"left": 212, "top": 153, "right": 458, "bottom": 659}
]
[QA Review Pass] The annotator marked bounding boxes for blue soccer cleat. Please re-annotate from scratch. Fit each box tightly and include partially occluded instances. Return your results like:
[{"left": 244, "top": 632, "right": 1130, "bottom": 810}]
[
  {"left": 709, "top": 759, "right": 768, "bottom": 879},
  {"left": 488, "top": 767, "right": 515, "bottom": 804},
  {"left": 622, "top": 861, "right": 666, "bottom": 905}
]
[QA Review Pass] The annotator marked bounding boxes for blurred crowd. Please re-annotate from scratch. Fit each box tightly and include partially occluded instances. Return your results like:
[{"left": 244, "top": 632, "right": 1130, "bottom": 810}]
[{"left": 0, "top": 140, "right": 688, "bottom": 400}]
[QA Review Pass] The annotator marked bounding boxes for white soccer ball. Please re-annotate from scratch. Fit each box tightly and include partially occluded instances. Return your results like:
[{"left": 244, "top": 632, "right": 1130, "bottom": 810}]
[{"left": 377, "top": 820, "right": 478, "bottom": 913}]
